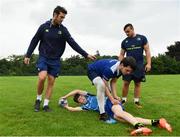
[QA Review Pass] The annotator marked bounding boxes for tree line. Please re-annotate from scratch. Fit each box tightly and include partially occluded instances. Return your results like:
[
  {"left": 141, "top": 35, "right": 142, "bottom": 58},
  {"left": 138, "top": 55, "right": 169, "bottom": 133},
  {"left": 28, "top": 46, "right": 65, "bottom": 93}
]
[{"left": 0, "top": 41, "right": 180, "bottom": 76}]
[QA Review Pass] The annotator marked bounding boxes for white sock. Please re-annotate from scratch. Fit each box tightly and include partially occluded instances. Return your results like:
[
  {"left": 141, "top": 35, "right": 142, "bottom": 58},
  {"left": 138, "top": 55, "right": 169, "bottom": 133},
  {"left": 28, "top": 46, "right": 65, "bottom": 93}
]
[
  {"left": 134, "top": 98, "right": 139, "bottom": 102},
  {"left": 43, "top": 99, "right": 49, "bottom": 107},
  {"left": 93, "top": 77, "right": 105, "bottom": 114},
  {"left": 36, "top": 94, "right": 42, "bottom": 101},
  {"left": 122, "top": 97, "right": 127, "bottom": 102}
]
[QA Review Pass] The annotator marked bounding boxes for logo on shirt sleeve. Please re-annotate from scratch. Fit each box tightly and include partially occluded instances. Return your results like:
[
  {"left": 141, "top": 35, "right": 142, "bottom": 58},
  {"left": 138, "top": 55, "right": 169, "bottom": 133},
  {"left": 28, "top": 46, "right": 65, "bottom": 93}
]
[
  {"left": 137, "top": 37, "right": 141, "bottom": 41},
  {"left": 58, "top": 30, "right": 62, "bottom": 35},
  {"left": 45, "top": 29, "right": 49, "bottom": 32}
]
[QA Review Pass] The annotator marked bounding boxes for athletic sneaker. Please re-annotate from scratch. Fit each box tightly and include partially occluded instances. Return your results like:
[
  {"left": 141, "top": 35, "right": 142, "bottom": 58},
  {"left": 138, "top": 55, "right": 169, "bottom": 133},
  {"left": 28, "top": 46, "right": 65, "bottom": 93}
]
[
  {"left": 105, "top": 117, "right": 117, "bottom": 124},
  {"left": 131, "top": 127, "right": 152, "bottom": 136},
  {"left": 121, "top": 100, "right": 126, "bottom": 105},
  {"left": 159, "top": 118, "right": 172, "bottom": 132},
  {"left": 135, "top": 101, "right": 143, "bottom": 108},
  {"left": 43, "top": 105, "right": 52, "bottom": 112},
  {"left": 34, "top": 100, "right": 41, "bottom": 112},
  {"left": 99, "top": 113, "right": 109, "bottom": 121}
]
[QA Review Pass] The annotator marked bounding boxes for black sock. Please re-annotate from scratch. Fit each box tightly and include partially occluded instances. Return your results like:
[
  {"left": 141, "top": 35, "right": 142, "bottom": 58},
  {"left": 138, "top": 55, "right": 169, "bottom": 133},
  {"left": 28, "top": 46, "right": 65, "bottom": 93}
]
[
  {"left": 134, "top": 123, "right": 144, "bottom": 129},
  {"left": 151, "top": 119, "right": 159, "bottom": 126}
]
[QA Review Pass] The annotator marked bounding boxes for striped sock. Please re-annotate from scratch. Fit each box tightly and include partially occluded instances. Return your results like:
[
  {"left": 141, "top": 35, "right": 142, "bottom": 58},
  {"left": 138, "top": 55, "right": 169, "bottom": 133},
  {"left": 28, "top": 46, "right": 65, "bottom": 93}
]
[
  {"left": 151, "top": 119, "right": 159, "bottom": 126},
  {"left": 134, "top": 123, "right": 144, "bottom": 129}
]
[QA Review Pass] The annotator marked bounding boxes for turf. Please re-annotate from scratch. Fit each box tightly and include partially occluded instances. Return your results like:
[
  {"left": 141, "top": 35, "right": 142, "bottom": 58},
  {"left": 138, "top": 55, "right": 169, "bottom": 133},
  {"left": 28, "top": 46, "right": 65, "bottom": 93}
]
[{"left": 0, "top": 75, "right": 179, "bottom": 136}]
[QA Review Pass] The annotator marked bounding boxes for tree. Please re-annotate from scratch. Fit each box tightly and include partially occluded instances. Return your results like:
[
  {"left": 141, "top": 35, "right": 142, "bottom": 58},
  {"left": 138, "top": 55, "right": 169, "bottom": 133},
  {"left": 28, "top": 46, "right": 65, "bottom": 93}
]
[{"left": 165, "top": 41, "right": 180, "bottom": 61}]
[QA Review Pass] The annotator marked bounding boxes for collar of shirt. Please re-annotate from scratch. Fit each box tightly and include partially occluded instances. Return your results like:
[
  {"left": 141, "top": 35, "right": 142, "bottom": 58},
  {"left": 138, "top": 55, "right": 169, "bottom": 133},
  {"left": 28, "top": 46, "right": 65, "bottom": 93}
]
[
  {"left": 49, "top": 19, "right": 61, "bottom": 28},
  {"left": 110, "top": 61, "right": 120, "bottom": 76}
]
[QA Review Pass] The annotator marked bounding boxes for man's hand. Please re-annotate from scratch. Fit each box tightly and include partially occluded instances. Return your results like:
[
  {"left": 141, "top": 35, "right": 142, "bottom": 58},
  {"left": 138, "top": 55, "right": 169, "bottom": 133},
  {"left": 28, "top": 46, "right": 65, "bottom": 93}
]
[
  {"left": 87, "top": 54, "right": 96, "bottom": 61},
  {"left": 145, "top": 64, "right": 151, "bottom": 72},
  {"left": 114, "top": 96, "right": 121, "bottom": 101},
  {"left": 111, "top": 98, "right": 120, "bottom": 105},
  {"left": 24, "top": 57, "right": 30, "bottom": 65}
]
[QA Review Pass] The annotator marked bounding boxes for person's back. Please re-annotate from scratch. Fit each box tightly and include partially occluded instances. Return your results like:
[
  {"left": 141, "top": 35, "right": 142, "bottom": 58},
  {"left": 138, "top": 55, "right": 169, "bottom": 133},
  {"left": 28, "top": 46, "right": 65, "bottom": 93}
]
[{"left": 88, "top": 59, "right": 121, "bottom": 80}]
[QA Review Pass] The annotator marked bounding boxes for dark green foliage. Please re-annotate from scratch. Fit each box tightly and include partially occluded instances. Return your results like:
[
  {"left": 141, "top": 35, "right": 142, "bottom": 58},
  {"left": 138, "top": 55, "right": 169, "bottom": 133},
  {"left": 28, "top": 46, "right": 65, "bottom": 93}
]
[
  {"left": 0, "top": 54, "right": 118, "bottom": 76},
  {"left": 166, "top": 41, "right": 180, "bottom": 61},
  {"left": 0, "top": 41, "right": 180, "bottom": 75},
  {"left": 151, "top": 54, "right": 180, "bottom": 74}
]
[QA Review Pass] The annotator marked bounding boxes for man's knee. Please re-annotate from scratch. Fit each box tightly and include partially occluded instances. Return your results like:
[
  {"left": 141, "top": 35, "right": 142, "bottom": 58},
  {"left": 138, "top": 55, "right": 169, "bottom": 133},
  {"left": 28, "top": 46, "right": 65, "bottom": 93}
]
[
  {"left": 134, "top": 82, "right": 141, "bottom": 87},
  {"left": 123, "top": 81, "right": 130, "bottom": 87},
  {"left": 39, "top": 72, "right": 47, "bottom": 81},
  {"left": 112, "top": 105, "right": 123, "bottom": 117},
  {"left": 93, "top": 77, "right": 105, "bottom": 89},
  {"left": 48, "top": 75, "right": 55, "bottom": 85}
]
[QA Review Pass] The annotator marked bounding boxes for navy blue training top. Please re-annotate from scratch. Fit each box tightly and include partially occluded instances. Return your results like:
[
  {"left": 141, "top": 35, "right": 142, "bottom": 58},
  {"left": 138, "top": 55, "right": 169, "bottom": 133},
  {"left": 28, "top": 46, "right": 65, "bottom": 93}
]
[
  {"left": 121, "top": 34, "right": 148, "bottom": 65},
  {"left": 88, "top": 59, "right": 122, "bottom": 81},
  {"left": 25, "top": 20, "right": 88, "bottom": 59}
]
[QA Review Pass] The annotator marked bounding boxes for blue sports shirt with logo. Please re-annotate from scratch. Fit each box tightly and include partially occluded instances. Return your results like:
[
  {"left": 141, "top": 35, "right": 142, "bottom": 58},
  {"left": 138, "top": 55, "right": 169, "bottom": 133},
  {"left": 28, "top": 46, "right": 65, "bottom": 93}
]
[{"left": 121, "top": 34, "right": 148, "bottom": 65}]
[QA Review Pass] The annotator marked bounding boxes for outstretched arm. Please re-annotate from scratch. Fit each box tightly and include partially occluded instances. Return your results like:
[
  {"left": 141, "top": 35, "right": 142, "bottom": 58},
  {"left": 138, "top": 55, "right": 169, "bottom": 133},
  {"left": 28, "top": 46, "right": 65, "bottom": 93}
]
[
  {"left": 60, "top": 89, "right": 86, "bottom": 112},
  {"left": 64, "top": 27, "right": 96, "bottom": 60},
  {"left": 61, "top": 89, "right": 87, "bottom": 99},
  {"left": 64, "top": 105, "right": 83, "bottom": 112}
]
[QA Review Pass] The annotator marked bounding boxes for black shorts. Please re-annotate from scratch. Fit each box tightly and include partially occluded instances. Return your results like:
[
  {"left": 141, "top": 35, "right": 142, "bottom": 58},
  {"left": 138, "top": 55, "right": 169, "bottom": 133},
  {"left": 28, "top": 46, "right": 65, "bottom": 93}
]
[
  {"left": 87, "top": 67, "right": 99, "bottom": 82},
  {"left": 122, "top": 64, "right": 146, "bottom": 82},
  {"left": 36, "top": 56, "right": 60, "bottom": 78}
]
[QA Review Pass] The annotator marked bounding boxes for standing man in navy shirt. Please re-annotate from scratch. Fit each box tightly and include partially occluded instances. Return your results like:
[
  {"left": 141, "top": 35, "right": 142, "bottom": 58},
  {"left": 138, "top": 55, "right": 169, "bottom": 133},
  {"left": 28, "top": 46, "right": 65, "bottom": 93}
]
[
  {"left": 87, "top": 57, "right": 136, "bottom": 121},
  {"left": 119, "top": 23, "right": 151, "bottom": 108},
  {"left": 24, "top": 6, "right": 96, "bottom": 112}
]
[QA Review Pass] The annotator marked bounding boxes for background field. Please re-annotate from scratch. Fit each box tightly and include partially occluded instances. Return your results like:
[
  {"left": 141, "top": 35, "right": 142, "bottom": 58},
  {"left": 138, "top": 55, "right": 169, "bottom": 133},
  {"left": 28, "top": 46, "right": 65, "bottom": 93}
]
[{"left": 0, "top": 75, "right": 180, "bottom": 136}]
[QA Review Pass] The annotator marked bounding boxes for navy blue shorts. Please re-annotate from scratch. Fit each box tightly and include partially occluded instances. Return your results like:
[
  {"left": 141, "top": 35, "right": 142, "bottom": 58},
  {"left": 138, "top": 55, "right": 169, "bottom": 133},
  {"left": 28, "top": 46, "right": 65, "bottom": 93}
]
[
  {"left": 122, "top": 64, "right": 146, "bottom": 82},
  {"left": 105, "top": 98, "right": 124, "bottom": 118},
  {"left": 87, "top": 67, "right": 99, "bottom": 82},
  {"left": 36, "top": 56, "right": 60, "bottom": 78}
]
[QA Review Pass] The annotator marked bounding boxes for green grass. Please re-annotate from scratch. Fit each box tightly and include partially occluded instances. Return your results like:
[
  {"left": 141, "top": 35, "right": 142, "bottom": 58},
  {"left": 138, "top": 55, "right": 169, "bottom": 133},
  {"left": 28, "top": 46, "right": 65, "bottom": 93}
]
[{"left": 0, "top": 75, "right": 180, "bottom": 136}]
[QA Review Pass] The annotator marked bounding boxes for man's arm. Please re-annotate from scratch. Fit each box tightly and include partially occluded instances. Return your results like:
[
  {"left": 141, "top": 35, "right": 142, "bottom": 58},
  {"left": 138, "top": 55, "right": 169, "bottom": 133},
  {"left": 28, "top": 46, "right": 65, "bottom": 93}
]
[
  {"left": 64, "top": 105, "right": 83, "bottom": 112},
  {"left": 110, "top": 78, "right": 121, "bottom": 101},
  {"left": 64, "top": 27, "right": 96, "bottom": 60},
  {"left": 144, "top": 43, "right": 151, "bottom": 72},
  {"left": 119, "top": 48, "right": 125, "bottom": 61},
  {"left": 24, "top": 25, "right": 43, "bottom": 64},
  {"left": 102, "top": 79, "right": 120, "bottom": 105},
  {"left": 61, "top": 89, "right": 87, "bottom": 99}
]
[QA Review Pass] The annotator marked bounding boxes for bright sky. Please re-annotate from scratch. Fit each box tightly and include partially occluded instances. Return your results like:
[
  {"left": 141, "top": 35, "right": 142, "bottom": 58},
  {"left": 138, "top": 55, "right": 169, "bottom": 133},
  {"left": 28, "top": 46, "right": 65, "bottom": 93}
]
[{"left": 0, "top": 0, "right": 179, "bottom": 59}]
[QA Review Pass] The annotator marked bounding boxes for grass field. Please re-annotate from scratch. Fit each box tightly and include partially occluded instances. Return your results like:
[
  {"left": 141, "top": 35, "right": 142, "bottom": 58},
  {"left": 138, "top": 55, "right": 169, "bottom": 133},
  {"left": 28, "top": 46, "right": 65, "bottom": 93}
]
[{"left": 0, "top": 75, "right": 180, "bottom": 136}]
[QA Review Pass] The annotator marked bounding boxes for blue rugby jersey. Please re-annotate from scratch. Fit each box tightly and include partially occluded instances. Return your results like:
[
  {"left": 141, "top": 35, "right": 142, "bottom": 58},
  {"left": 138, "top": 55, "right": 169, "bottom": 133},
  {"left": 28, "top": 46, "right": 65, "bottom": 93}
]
[
  {"left": 121, "top": 34, "right": 148, "bottom": 65},
  {"left": 81, "top": 93, "right": 123, "bottom": 119},
  {"left": 88, "top": 59, "right": 122, "bottom": 81},
  {"left": 25, "top": 20, "right": 88, "bottom": 59},
  {"left": 81, "top": 93, "right": 99, "bottom": 111}
]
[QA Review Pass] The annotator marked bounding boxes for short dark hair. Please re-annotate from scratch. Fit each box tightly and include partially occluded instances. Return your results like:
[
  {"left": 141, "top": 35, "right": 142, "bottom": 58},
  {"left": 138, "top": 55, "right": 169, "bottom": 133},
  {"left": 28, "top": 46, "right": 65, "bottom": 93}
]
[
  {"left": 73, "top": 93, "right": 81, "bottom": 103},
  {"left": 120, "top": 56, "right": 136, "bottom": 70},
  {"left": 53, "top": 6, "right": 67, "bottom": 15},
  {"left": 124, "top": 23, "right": 134, "bottom": 30}
]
